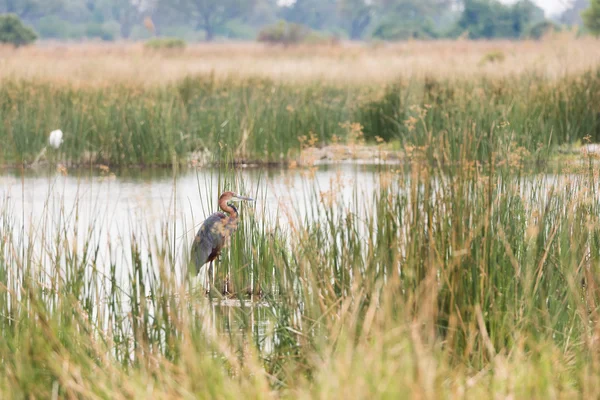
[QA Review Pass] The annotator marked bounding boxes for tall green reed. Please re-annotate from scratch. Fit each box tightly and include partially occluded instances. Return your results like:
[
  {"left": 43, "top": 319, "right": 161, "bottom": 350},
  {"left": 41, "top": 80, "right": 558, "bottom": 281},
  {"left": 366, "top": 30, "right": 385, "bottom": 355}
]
[
  {"left": 2, "top": 151, "right": 600, "bottom": 396},
  {"left": 1, "top": 71, "right": 599, "bottom": 167}
]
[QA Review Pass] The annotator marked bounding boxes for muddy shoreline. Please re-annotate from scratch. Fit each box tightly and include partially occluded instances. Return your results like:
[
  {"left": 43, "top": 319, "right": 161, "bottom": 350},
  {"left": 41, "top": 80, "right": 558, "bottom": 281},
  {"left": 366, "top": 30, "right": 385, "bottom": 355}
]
[{"left": 2, "top": 143, "right": 598, "bottom": 172}]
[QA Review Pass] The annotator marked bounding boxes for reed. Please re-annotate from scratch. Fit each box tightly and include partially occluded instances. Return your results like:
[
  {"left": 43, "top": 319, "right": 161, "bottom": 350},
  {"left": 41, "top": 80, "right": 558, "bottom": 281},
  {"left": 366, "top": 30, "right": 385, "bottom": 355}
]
[
  {"left": 2, "top": 147, "right": 600, "bottom": 397},
  {"left": 1, "top": 70, "right": 599, "bottom": 167}
]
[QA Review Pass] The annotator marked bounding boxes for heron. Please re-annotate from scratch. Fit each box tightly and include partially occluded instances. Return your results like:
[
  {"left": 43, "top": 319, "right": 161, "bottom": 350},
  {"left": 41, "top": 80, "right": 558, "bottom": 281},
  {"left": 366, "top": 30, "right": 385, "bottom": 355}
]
[
  {"left": 48, "top": 129, "right": 63, "bottom": 149},
  {"left": 191, "top": 191, "right": 254, "bottom": 291}
]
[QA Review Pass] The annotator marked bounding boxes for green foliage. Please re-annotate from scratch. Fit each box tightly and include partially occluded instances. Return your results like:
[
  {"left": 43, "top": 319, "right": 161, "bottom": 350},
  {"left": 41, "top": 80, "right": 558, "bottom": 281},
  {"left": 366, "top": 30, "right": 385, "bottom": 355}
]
[
  {"left": 356, "top": 71, "right": 600, "bottom": 159},
  {"left": 373, "top": 17, "right": 439, "bottom": 40},
  {"left": 248, "top": 0, "right": 279, "bottom": 26},
  {"left": 167, "top": 0, "right": 258, "bottom": 41},
  {"left": 527, "top": 20, "right": 560, "bottom": 39},
  {"left": 257, "top": 20, "right": 312, "bottom": 44},
  {"left": 3, "top": 0, "right": 562, "bottom": 42},
  {"left": 36, "top": 17, "right": 122, "bottom": 41},
  {"left": 0, "top": 14, "right": 36, "bottom": 46},
  {"left": 37, "top": 15, "right": 72, "bottom": 39},
  {"left": 583, "top": 0, "right": 600, "bottom": 35},
  {"left": 0, "top": 0, "right": 62, "bottom": 20},
  {"left": 218, "top": 19, "right": 257, "bottom": 40},
  {"left": 84, "top": 22, "right": 114, "bottom": 41},
  {"left": 1, "top": 71, "right": 600, "bottom": 166},
  {"left": 560, "top": 0, "right": 588, "bottom": 26},
  {"left": 257, "top": 20, "right": 338, "bottom": 44},
  {"left": 479, "top": 50, "right": 506, "bottom": 65},
  {"left": 107, "top": 0, "right": 141, "bottom": 38},
  {"left": 371, "top": 0, "right": 447, "bottom": 40},
  {"left": 454, "top": 0, "right": 545, "bottom": 39},
  {"left": 0, "top": 0, "right": 566, "bottom": 42},
  {"left": 144, "top": 37, "right": 187, "bottom": 50},
  {"left": 338, "top": 0, "right": 373, "bottom": 40},
  {"left": 279, "top": 0, "right": 338, "bottom": 31}
]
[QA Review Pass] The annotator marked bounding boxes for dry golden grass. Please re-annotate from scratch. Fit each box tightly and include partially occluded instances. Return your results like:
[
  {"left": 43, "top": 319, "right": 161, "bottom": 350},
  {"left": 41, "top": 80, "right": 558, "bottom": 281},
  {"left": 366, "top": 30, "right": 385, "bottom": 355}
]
[{"left": 0, "top": 33, "right": 598, "bottom": 87}]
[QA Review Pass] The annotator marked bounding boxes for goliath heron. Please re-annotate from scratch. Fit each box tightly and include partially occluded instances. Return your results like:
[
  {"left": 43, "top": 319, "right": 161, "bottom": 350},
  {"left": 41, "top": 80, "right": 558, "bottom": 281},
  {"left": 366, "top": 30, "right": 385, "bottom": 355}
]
[{"left": 191, "top": 191, "right": 254, "bottom": 290}]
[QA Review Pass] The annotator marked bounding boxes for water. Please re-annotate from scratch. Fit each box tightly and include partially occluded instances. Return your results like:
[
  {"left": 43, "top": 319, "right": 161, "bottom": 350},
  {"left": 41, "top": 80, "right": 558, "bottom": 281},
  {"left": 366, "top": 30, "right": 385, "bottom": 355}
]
[
  {"left": 0, "top": 164, "right": 581, "bottom": 355},
  {"left": 0, "top": 165, "right": 387, "bottom": 351},
  {"left": 0, "top": 165, "right": 384, "bottom": 267},
  {"left": 0, "top": 164, "right": 578, "bottom": 280}
]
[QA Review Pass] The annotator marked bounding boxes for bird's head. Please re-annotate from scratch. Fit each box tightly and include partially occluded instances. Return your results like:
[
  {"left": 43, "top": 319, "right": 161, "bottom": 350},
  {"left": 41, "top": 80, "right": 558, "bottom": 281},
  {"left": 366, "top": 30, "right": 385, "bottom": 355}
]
[
  {"left": 219, "top": 192, "right": 254, "bottom": 212},
  {"left": 220, "top": 191, "right": 254, "bottom": 203}
]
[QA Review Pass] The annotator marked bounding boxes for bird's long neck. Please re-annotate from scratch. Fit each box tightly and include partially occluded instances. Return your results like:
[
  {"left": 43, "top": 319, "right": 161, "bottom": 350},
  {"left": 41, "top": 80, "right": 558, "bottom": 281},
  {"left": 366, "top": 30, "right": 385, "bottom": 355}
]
[{"left": 219, "top": 199, "right": 238, "bottom": 218}]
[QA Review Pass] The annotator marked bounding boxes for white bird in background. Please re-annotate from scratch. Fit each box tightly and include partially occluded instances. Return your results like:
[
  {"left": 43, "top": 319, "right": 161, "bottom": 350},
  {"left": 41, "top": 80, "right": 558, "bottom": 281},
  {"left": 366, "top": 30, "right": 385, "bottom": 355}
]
[
  {"left": 48, "top": 129, "right": 63, "bottom": 149},
  {"left": 31, "top": 129, "right": 64, "bottom": 166}
]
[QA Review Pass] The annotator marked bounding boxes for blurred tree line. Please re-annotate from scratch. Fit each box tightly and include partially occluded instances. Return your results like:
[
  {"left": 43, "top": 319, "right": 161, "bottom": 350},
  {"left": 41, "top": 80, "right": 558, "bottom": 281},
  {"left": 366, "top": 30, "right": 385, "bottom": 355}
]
[{"left": 0, "top": 0, "right": 593, "bottom": 42}]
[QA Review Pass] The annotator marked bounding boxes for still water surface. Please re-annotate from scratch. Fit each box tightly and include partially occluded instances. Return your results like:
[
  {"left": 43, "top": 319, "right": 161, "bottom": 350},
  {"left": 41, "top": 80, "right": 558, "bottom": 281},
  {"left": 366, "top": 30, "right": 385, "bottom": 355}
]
[
  {"left": 0, "top": 164, "right": 573, "bottom": 277},
  {"left": 0, "top": 165, "right": 390, "bottom": 353},
  {"left": 0, "top": 165, "right": 383, "bottom": 273}
]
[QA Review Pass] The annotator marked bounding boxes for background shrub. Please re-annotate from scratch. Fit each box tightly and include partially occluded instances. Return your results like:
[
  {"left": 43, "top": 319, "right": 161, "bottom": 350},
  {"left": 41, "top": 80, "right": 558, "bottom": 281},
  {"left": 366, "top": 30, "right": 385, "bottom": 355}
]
[
  {"left": 84, "top": 23, "right": 115, "bottom": 41},
  {"left": 0, "top": 14, "right": 37, "bottom": 47},
  {"left": 527, "top": 20, "right": 560, "bottom": 39},
  {"left": 144, "top": 37, "right": 187, "bottom": 51},
  {"left": 257, "top": 21, "right": 311, "bottom": 45}
]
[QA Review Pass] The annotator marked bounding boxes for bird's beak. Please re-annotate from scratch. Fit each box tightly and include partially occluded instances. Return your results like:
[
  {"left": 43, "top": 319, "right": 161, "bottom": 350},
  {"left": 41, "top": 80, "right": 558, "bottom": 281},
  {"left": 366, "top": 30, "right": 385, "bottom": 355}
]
[{"left": 231, "top": 195, "right": 254, "bottom": 202}]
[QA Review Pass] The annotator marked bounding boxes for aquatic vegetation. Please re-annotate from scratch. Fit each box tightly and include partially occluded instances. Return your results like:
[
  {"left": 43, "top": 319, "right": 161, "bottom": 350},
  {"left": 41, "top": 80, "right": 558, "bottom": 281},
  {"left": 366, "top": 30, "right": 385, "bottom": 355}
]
[
  {"left": 2, "top": 151, "right": 600, "bottom": 396},
  {"left": 0, "top": 70, "right": 599, "bottom": 167}
]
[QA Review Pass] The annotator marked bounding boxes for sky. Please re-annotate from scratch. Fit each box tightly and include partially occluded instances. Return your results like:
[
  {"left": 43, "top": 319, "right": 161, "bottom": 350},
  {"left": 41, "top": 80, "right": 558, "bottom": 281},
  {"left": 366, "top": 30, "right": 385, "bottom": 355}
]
[{"left": 503, "top": 0, "right": 569, "bottom": 16}]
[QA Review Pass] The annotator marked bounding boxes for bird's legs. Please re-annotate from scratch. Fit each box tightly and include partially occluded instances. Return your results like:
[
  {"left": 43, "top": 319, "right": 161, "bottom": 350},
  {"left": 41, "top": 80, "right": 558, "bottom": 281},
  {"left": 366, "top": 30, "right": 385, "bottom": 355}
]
[{"left": 209, "top": 261, "right": 214, "bottom": 291}]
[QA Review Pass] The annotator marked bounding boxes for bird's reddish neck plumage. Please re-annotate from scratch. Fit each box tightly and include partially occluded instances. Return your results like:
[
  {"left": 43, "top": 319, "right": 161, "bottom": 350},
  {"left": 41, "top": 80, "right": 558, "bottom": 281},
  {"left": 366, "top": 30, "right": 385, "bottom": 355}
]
[{"left": 219, "top": 197, "right": 238, "bottom": 217}]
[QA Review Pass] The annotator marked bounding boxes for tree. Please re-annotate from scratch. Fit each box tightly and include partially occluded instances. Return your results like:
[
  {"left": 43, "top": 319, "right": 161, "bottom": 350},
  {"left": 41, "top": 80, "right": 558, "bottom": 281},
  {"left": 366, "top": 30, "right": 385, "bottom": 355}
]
[
  {"left": 109, "top": 0, "right": 151, "bottom": 38},
  {"left": 74, "top": 0, "right": 154, "bottom": 38},
  {"left": 583, "top": 0, "right": 600, "bottom": 35},
  {"left": 0, "top": 0, "right": 63, "bottom": 20},
  {"left": 144, "top": 0, "right": 184, "bottom": 36},
  {"left": 510, "top": 0, "right": 543, "bottom": 36},
  {"left": 257, "top": 20, "right": 312, "bottom": 44},
  {"left": 0, "top": 14, "right": 36, "bottom": 46},
  {"left": 560, "top": 0, "right": 589, "bottom": 26},
  {"left": 371, "top": 0, "right": 452, "bottom": 40},
  {"left": 168, "top": 0, "right": 257, "bottom": 41},
  {"left": 527, "top": 20, "right": 560, "bottom": 39},
  {"left": 338, "top": 0, "right": 374, "bottom": 40},
  {"left": 454, "top": 0, "right": 544, "bottom": 39},
  {"left": 248, "top": 0, "right": 279, "bottom": 26},
  {"left": 279, "top": 0, "right": 337, "bottom": 31}
]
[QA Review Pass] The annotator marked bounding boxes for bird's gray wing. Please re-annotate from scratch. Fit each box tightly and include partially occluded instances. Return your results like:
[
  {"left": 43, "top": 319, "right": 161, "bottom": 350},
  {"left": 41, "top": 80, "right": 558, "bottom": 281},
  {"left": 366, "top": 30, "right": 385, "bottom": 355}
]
[{"left": 191, "top": 213, "right": 226, "bottom": 274}]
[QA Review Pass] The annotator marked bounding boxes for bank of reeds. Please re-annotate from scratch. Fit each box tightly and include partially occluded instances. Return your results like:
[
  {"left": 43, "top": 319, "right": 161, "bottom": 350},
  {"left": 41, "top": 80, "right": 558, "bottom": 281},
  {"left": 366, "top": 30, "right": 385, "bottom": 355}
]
[{"left": 1, "top": 69, "right": 599, "bottom": 166}]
